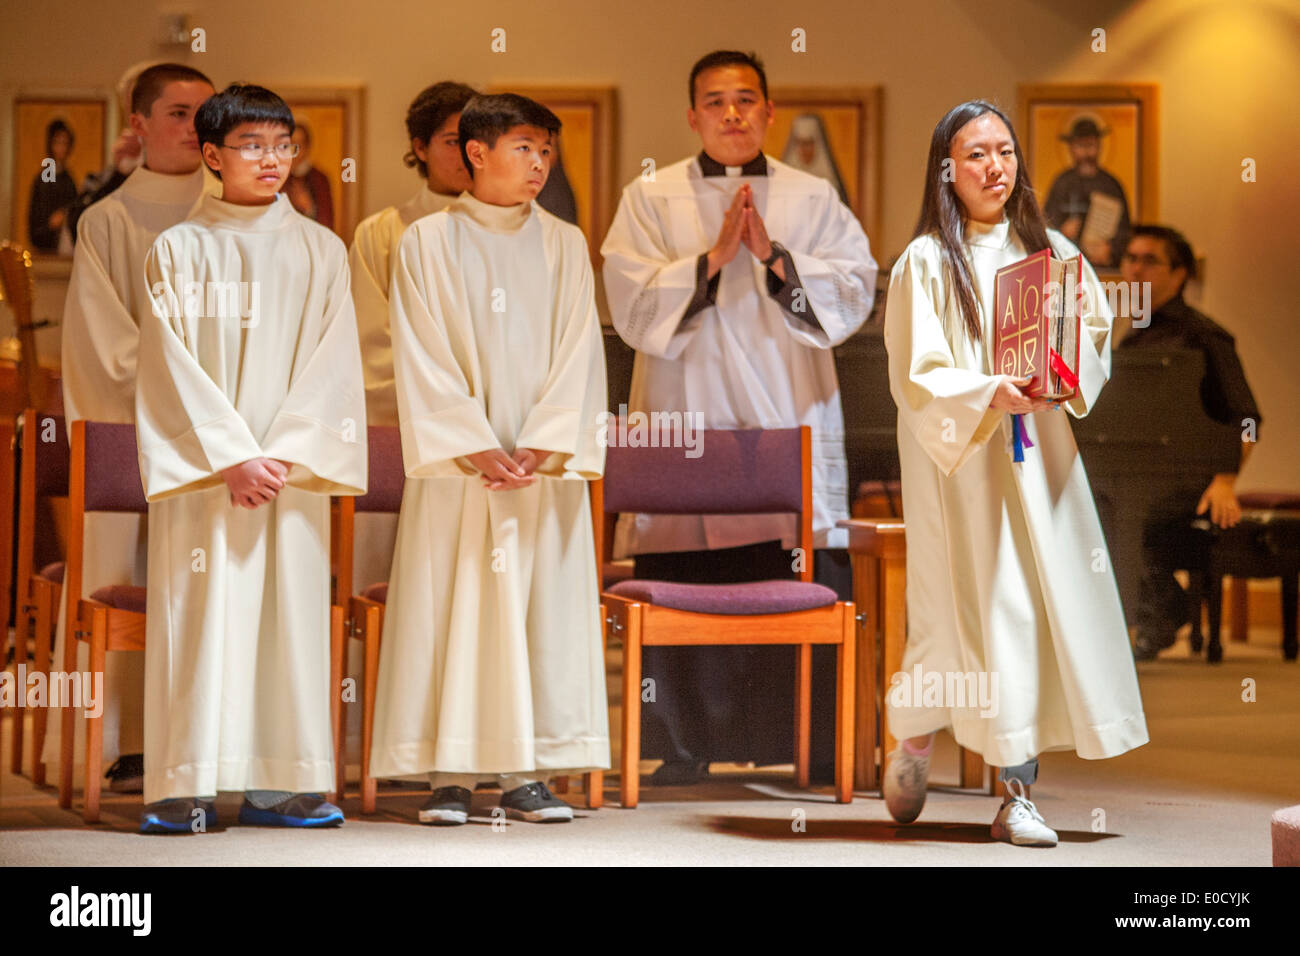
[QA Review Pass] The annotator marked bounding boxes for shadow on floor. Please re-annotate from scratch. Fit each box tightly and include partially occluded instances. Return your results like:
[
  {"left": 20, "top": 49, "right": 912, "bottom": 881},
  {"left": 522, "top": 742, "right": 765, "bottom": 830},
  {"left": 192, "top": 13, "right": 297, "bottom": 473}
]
[{"left": 704, "top": 815, "right": 1120, "bottom": 844}]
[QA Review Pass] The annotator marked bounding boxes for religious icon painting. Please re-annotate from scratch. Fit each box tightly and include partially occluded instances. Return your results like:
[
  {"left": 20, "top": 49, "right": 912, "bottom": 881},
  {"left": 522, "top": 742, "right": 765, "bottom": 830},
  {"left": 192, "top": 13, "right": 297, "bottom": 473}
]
[
  {"left": 276, "top": 85, "right": 365, "bottom": 242},
  {"left": 770, "top": 86, "right": 882, "bottom": 242},
  {"left": 9, "top": 93, "right": 109, "bottom": 258},
  {"left": 1019, "top": 83, "right": 1159, "bottom": 275}
]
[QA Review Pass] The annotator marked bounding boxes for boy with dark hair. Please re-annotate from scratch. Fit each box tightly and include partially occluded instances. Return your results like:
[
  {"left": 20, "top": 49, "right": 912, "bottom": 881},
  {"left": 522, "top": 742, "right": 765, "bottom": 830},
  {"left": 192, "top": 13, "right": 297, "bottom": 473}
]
[
  {"left": 370, "top": 93, "right": 609, "bottom": 826},
  {"left": 135, "top": 83, "right": 367, "bottom": 832},
  {"left": 46, "top": 61, "right": 215, "bottom": 795},
  {"left": 343, "top": 82, "right": 478, "bottom": 771},
  {"left": 1119, "top": 224, "right": 1262, "bottom": 659}
]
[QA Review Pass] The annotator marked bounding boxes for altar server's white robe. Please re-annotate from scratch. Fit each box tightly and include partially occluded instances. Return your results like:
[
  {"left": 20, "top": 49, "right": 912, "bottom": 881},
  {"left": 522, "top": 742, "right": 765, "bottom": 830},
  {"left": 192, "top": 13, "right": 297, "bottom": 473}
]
[
  {"left": 137, "top": 193, "right": 366, "bottom": 803},
  {"left": 44, "top": 164, "right": 213, "bottom": 775},
  {"left": 600, "top": 155, "right": 877, "bottom": 554},
  {"left": 342, "top": 186, "right": 453, "bottom": 766},
  {"left": 370, "top": 192, "right": 609, "bottom": 777},
  {"left": 883, "top": 219, "right": 1148, "bottom": 767}
]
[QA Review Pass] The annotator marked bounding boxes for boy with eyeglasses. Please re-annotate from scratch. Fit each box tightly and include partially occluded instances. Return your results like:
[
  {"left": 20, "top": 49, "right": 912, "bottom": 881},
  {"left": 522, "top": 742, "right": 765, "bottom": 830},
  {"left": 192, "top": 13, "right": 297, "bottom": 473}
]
[{"left": 135, "top": 84, "right": 367, "bottom": 832}]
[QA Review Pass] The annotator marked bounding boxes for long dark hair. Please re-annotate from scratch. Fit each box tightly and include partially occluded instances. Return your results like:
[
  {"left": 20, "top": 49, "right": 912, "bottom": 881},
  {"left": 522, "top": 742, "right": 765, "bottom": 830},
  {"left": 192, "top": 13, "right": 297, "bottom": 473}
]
[{"left": 912, "top": 100, "right": 1050, "bottom": 343}]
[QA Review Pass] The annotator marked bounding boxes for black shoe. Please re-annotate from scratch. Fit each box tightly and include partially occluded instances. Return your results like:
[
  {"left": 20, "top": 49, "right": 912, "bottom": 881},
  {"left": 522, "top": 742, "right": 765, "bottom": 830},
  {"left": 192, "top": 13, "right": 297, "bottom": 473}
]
[
  {"left": 419, "top": 786, "right": 471, "bottom": 825},
  {"left": 139, "top": 797, "right": 215, "bottom": 834},
  {"left": 498, "top": 782, "right": 573, "bottom": 822},
  {"left": 648, "top": 760, "right": 709, "bottom": 786},
  {"left": 237, "top": 793, "right": 344, "bottom": 828},
  {"left": 106, "top": 754, "right": 144, "bottom": 793}
]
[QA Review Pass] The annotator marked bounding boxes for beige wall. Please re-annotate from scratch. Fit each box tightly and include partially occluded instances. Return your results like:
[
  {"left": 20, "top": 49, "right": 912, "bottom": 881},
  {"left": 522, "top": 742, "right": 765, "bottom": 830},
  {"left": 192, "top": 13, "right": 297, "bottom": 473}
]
[{"left": 1, "top": 0, "right": 1295, "bottom": 489}]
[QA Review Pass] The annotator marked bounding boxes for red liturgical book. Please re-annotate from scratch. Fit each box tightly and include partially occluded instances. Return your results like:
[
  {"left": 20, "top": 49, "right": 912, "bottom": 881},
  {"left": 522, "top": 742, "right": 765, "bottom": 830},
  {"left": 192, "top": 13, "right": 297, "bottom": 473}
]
[{"left": 993, "top": 248, "right": 1082, "bottom": 400}]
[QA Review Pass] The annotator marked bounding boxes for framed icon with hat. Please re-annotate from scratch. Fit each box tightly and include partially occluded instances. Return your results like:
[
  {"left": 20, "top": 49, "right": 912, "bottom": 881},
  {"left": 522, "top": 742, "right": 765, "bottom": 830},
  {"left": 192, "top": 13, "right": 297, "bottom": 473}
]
[{"left": 1018, "top": 83, "right": 1159, "bottom": 274}]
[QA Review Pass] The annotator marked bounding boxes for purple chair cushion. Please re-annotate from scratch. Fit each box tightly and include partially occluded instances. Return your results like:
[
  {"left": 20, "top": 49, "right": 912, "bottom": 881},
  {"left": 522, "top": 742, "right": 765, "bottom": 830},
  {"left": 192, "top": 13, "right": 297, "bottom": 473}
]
[
  {"left": 88, "top": 585, "right": 147, "bottom": 614},
  {"left": 361, "top": 582, "right": 388, "bottom": 604},
  {"left": 1239, "top": 491, "right": 1300, "bottom": 511},
  {"left": 606, "top": 578, "right": 837, "bottom": 616},
  {"left": 357, "top": 426, "right": 404, "bottom": 513},
  {"left": 37, "top": 561, "right": 64, "bottom": 583}
]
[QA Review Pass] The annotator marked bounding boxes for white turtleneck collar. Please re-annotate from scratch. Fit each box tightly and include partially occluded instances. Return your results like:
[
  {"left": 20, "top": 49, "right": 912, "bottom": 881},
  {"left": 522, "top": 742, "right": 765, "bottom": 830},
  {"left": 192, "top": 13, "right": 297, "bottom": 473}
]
[
  {"left": 400, "top": 185, "right": 458, "bottom": 226},
  {"left": 120, "top": 163, "right": 210, "bottom": 205},
  {"left": 964, "top": 214, "right": 1012, "bottom": 249},
  {"left": 447, "top": 190, "right": 533, "bottom": 234},
  {"left": 192, "top": 191, "right": 295, "bottom": 231}
]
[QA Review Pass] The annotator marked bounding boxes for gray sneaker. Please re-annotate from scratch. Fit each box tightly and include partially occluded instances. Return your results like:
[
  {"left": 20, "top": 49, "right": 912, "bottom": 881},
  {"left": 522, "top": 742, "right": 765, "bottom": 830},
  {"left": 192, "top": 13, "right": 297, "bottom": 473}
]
[
  {"left": 883, "top": 745, "right": 931, "bottom": 823},
  {"left": 419, "top": 786, "right": 471, "bottom": 826}
]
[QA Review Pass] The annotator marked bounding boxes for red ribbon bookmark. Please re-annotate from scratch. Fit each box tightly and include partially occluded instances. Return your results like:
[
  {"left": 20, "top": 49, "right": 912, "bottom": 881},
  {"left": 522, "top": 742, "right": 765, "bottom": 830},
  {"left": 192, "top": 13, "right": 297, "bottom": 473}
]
[{"left": 1049, "top": 349, "right": 1079, "bottom": 392}]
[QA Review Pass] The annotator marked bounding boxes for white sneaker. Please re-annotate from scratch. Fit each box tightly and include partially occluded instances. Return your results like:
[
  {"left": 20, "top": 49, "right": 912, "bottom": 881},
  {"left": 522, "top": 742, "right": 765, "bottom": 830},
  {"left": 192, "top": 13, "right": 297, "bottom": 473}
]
[
  {"left": 882, "top": 744, "right": 931, "bottom": 823},
  {"left": 991, "top": 778, "right": 1058, "bottom": 847}
]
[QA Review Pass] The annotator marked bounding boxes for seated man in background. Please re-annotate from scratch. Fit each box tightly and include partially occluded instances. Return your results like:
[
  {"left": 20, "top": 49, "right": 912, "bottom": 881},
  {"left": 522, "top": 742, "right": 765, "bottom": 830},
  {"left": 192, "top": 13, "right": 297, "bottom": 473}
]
[{"left": 1119, "top": 224, "right": 1262, "bottom": 660}]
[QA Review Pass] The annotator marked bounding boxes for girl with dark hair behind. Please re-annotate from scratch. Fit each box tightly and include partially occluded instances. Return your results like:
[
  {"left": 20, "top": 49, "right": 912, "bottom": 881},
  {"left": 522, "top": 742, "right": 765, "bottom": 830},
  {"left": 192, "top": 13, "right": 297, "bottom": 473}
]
[{"left": 880, "top": 100, "right": 1147, "bottom": 846}]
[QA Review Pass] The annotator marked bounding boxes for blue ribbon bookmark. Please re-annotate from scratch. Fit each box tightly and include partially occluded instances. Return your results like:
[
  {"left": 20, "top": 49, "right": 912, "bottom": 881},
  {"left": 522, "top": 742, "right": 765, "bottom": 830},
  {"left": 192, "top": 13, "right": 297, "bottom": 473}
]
[{"left": 1011, "top": 414, "right": 1035, "bottom": 462}]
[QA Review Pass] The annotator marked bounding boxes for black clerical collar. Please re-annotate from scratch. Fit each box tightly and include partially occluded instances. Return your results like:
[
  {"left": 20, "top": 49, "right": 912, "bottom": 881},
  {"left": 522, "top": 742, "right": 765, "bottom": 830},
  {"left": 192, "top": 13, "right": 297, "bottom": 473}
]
[{"left": 697, "top": 151, "right": 768, "bottom": 177}]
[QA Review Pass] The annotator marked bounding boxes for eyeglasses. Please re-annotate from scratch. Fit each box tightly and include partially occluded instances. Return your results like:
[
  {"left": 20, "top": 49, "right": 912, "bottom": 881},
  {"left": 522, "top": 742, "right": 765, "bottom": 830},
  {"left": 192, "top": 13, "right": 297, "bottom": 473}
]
[
  {"left": 220, "top": 142, "right": 300, "bottom": 161},
  {"left": 1120, "top": 252, "right": 1170, "bottom": 268}
]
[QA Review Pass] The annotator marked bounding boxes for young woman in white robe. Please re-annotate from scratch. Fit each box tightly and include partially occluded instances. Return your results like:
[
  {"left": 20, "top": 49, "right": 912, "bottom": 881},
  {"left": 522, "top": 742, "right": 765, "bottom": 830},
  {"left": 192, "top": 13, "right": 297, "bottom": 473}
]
[{"left": 881, "top": 100, "right": 1148, "bottom": 847}]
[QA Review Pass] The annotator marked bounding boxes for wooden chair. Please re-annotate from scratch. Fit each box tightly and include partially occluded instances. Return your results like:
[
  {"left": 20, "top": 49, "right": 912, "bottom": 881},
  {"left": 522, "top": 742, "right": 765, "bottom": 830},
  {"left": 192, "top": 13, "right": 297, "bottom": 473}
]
[
  {"left": 11, "top": 410, "right": 68, "bottom": 784},
  {"left": 334, "top": 425, "right": 403, "bottom": 813},
  {"left": 0, "top": 414, "right": 13, "bottom": 793},
  {"left": 59, "top": 421, "right": 147, "bottom": 823},
  {"left": 338, "top": 427, "right": 604, "bottom": 813},
  {"left": 1229, "top": 492, "right": 1300, "bottom": 654},
  {"left": 599, "top": 425, "right": 856, "bottom": 809}
]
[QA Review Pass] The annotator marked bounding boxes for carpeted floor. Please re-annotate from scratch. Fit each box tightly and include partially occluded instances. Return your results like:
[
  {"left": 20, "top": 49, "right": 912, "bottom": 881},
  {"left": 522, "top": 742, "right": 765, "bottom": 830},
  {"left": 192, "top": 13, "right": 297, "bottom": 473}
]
[{"left": 2, "top": 626, "right": 1296, "bottom": 866}]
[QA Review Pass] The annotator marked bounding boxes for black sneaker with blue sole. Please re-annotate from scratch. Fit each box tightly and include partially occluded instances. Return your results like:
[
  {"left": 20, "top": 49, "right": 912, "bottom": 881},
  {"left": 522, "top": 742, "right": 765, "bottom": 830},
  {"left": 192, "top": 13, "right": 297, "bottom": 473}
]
[
  {"left": 237, "top": 793, "right": 344, "bottom": 828},
  {"left": 139, "top": 797, "right": 216, "bottom": 834}
]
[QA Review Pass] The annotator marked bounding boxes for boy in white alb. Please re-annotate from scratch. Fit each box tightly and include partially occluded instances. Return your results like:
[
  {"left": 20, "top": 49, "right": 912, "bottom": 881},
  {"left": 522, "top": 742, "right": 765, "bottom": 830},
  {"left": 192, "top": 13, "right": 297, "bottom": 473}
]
[
  {"left": 370, "top": 94, "right": 608, "bottom": 825},
  {"left": 136, "top": 84, "right": 367, "bottom": 833}
]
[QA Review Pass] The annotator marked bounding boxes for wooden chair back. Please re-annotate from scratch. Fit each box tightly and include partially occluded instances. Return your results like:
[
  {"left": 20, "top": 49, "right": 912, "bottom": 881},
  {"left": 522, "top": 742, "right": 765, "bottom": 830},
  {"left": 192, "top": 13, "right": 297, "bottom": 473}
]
[{"left": 594, "top": 425, "right": 813, "bottom": 582}]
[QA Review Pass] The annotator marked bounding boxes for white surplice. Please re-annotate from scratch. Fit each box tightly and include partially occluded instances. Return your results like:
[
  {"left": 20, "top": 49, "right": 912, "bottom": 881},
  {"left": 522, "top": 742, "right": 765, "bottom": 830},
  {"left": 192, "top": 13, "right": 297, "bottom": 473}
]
[
  {"left": 883, "top": 218, "right": 1148, "bottom": 767},
  {"left": 136, "top": 193, "right": 366, "bottom": 802},
  {"left": 44, "top": 164, "right": 214, "bottom": 776},
  {"left": 600, "top": 154, "right": 877, "bottom": 554},
  {"left": 370, "top": 192, "right": 609, "bottom": 778}
]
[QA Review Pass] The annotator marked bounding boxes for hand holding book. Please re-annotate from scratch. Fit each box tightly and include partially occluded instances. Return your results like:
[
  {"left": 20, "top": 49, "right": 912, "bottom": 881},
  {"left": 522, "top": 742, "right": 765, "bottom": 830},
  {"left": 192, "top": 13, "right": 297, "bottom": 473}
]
[{"left": 989, "top": 375, "right": 1058, "bottom": 414}]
